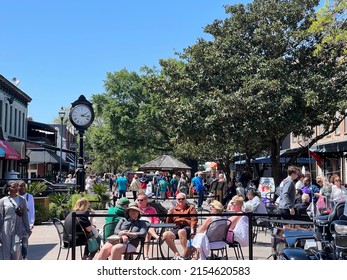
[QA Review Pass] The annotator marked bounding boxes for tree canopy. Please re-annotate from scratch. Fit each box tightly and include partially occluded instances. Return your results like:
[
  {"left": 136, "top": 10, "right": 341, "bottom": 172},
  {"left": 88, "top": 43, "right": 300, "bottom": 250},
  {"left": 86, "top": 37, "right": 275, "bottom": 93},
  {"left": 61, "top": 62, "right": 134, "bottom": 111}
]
[{"left": 85, "top": 0, "right": 347, "bottom": 183}]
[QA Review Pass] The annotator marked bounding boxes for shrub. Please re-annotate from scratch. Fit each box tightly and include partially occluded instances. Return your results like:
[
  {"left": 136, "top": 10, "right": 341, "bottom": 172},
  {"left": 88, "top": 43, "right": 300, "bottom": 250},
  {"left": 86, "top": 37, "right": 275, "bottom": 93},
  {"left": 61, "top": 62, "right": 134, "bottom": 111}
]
[{"left": 27, "top": 181, "right": 47, "bottom": 197}]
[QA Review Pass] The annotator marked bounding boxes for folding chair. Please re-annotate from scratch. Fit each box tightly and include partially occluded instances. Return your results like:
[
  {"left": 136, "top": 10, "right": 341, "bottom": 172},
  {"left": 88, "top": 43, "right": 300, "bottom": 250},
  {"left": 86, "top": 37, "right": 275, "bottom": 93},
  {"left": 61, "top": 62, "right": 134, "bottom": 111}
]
[{"left": 101, "top": 221, "right": 119, "bottom": 246}]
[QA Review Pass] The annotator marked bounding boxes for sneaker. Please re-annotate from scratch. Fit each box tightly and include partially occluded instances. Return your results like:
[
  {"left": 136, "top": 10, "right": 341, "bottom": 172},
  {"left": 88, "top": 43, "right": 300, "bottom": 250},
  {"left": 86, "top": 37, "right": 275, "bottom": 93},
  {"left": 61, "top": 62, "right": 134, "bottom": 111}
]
[{"left": 172, "top": 255, "right": 185, "bottom": 260}]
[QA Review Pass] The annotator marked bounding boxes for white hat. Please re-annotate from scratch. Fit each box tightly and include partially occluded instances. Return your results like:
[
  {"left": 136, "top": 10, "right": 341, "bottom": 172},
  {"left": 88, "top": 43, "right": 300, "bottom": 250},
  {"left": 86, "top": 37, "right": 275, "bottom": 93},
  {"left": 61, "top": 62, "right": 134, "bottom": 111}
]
[{"left": 155, "top": 171, "right": 160, "bottom": 175}]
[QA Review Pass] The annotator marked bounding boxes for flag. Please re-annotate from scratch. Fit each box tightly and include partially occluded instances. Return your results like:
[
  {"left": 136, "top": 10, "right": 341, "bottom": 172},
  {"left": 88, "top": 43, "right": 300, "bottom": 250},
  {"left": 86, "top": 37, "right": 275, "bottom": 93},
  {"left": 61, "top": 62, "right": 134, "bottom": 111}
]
[{"left": 309, "top": 150, "right": 323, "bottom": 167}]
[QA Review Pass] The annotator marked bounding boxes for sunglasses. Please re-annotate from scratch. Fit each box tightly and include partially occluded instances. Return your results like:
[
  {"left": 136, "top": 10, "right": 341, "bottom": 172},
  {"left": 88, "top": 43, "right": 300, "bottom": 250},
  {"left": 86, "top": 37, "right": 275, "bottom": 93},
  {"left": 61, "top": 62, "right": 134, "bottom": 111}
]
[
  {"left": 177, "top": 198, "right": 185, "bottom": 201},
  {"left": 335, "top": 180, "right": 341, "bottom": 182},
  {"left": 137, "top": 199, "right": 145, "bottom": 202}
]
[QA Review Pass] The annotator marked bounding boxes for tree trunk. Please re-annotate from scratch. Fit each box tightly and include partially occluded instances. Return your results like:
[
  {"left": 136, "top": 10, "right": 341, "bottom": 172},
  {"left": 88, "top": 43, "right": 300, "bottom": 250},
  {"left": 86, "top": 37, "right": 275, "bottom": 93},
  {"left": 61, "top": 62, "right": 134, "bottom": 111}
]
[{"left": 271, "top": 138, "right": 282, "bottom": 187}]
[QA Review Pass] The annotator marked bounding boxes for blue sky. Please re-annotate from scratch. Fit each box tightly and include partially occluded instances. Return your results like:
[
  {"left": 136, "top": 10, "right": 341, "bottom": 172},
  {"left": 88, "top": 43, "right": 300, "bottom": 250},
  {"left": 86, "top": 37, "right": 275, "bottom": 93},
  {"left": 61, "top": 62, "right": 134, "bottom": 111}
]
[{"left": 1, "top": 0, "right": 322, "bottom": 124}]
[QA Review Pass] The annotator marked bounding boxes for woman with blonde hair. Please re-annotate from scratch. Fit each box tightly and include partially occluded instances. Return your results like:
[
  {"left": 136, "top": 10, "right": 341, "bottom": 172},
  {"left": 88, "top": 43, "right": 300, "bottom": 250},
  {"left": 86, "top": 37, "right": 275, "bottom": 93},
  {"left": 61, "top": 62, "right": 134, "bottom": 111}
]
[
  {"left": 64, "top": 198, "right": 99, "bottom": 259},
  {"left": 226, "top": 195, "right": 249, "bottom": 247}
]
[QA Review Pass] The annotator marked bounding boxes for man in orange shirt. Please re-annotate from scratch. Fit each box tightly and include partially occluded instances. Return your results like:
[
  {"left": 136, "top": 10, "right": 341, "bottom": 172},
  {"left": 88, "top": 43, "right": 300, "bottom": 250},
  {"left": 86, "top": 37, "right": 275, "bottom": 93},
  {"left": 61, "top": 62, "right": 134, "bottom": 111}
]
[{"left": 162, "top": 193, "right": 198, "bottom": 259}]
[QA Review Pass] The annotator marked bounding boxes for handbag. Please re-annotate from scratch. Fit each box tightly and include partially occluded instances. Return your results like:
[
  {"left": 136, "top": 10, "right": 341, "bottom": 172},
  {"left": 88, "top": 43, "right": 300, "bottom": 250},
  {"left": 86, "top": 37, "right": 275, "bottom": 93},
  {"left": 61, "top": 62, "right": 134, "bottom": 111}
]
[
  {"left": 87, "top": 236, "right": 100, "bottom": 253},
  {"left": 106, "top": 234, "right": 123, "bottom": 245},
  {"left": 317, "top": 195, "right": 326, "bottom": 210},
  {"left": 77, "top": 218, "right": 100, "bottom": 253}
]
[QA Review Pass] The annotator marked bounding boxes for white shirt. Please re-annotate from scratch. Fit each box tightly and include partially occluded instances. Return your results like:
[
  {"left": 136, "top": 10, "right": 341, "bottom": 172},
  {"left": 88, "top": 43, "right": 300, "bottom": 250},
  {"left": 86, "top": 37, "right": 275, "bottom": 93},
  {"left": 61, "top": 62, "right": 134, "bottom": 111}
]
[
  {"left": 21, "top": 192, "right": 35, "bottom": 227},
  {"left": 295, "top": 180, "right": 304, "bottom": 190}
]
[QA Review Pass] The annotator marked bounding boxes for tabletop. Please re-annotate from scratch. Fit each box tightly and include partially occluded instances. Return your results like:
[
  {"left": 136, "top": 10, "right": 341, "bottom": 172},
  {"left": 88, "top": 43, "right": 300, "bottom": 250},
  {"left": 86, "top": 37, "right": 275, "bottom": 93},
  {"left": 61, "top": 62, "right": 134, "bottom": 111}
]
[
  {"left": 150, "top": 223, "right": 176, "bottom": 229},
  {"left": 263, "top": 218, "right": 313, "bottom": 226}
]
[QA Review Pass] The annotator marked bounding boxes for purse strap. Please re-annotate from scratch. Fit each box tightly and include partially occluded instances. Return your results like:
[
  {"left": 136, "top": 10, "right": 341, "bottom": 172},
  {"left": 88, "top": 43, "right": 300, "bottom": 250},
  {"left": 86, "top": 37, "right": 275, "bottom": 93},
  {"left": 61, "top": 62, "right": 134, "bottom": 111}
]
[
  {"left": 8, "top": 197, "right": 18, "bottom": 208},
  {"left": 76, "top": 217, "right": 88, "bottom": 239}
]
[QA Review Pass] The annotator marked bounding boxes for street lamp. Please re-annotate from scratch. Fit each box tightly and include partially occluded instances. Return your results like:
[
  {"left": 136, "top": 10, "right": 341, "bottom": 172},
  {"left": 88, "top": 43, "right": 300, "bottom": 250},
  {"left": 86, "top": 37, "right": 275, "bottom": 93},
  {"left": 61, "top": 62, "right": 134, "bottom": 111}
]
[{"left": 58, "top": 107, "right": 66, "bottom": 183}]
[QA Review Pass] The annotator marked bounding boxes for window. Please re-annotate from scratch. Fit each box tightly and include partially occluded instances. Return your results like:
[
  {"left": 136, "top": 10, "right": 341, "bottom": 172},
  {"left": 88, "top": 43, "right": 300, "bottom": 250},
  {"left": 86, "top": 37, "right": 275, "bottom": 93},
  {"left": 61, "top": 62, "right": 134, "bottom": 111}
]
[
  {"left": 5, "top": 103, "right": 8, "bottom": 132},
  {"left": 18, "top": 110, "right": 21, "bottom": 138},
  {"left": 0, "top": 100, "right": 2, "bottom": 126},
  {"left": 22, "top": 112, "right": 25, "bottom": 138},
  {"left": 14, "top": 108, "right": 17, "bottom": 136},
  {"left": 29, "top": 164, "right": 38, "bottom": 169},
  {"left": 9, "top": 106, "right": 12, "bottom": 134}
]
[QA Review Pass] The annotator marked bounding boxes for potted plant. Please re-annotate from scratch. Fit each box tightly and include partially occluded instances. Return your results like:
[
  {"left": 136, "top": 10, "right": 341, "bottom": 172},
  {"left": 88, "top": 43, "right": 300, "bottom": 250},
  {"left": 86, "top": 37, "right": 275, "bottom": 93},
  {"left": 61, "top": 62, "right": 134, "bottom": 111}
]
[
  {"left": 49, "top": 193, "right": 71, "bottom": 220},
  {"left": 27, "top": 181, "right": 50, "bottom": 225}
]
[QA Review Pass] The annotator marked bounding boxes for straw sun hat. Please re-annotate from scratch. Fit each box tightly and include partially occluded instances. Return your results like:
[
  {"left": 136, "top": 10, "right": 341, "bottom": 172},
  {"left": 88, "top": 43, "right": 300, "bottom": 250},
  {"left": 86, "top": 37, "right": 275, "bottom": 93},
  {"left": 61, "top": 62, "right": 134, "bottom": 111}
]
[
  {"left": 124, "top": 202, "right": 141, "bottom": 217},
  {"left": 209, "top": 200, "right": 224, "bottom": 211}
]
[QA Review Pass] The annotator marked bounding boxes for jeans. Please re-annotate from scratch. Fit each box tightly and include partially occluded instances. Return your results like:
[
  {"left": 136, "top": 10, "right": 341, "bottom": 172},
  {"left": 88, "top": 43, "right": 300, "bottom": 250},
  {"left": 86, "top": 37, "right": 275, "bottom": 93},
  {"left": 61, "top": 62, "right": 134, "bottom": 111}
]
[
  {"left": 22, "top": 234, "right": 29, "bottom": 259},
  {"left": 132, "top": 191, "right": 137, "bottom": 201},
  {"left": 118, "top": 190, "right": 126, "bottom": 198},
  {"left": 197, "top": 190, "right": 205, "bottom": 208}
]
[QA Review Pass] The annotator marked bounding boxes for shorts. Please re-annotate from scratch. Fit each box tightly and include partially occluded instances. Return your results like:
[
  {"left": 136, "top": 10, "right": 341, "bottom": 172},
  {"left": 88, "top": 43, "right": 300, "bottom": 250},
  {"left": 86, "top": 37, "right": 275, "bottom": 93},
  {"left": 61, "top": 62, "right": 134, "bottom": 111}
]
[{"left": 171, "top": 226, "right": 191, "bottom": 239}]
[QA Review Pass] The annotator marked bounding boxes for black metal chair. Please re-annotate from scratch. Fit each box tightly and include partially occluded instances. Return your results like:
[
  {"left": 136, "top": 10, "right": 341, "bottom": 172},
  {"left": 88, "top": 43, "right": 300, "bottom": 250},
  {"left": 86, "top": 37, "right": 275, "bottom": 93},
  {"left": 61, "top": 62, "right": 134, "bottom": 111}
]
[
  {"left": 123, "top": 237, "right": 147, "bottom": 260},
  {"left": 52, "top": 218, "right": 85, "bottom": 260},
  {"left": 206, "top": 218, "right": 231, "bottom": 260},
  {"left": 123, "top": 221, "right": 150, "bottom": 260}
]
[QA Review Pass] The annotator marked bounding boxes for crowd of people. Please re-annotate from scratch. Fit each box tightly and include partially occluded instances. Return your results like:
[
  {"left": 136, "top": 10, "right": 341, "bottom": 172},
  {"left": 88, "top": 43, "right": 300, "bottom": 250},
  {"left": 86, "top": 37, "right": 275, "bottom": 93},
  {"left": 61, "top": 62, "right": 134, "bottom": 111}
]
[
  {"left": 2, "top": 167, "right": 345, "bottom": 260},
  {"left": 278, "top": 166, "right": 347, "bottom": 220}
]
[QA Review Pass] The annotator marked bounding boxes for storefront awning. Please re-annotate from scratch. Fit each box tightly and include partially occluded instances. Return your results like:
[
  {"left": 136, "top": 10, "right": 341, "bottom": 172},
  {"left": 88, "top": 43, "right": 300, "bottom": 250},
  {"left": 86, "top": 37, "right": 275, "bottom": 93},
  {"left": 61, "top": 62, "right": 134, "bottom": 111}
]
[
  {"left": 235, "top": 156, "right": 314, "bottom": 165},
  {"left": 27, "top": 148, "right": 66, "bottom": 164},
  {"left": 0, "top": 140, "right": 21, "bottom": 160}
]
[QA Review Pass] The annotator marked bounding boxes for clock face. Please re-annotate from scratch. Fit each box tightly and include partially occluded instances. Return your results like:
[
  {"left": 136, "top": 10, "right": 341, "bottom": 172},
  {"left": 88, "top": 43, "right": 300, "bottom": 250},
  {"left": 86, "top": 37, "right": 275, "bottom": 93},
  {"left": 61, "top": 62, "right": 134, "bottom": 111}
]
[{"left": 70, "top": 105, "right": 93, "bottom": 128}]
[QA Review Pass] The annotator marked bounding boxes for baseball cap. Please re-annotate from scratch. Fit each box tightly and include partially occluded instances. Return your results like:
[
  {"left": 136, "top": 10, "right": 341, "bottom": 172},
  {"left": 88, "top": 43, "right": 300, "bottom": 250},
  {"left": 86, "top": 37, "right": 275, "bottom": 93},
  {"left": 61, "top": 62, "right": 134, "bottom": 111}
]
[{"left": 118, "top": 197, "right": 130, "bottom": 206}]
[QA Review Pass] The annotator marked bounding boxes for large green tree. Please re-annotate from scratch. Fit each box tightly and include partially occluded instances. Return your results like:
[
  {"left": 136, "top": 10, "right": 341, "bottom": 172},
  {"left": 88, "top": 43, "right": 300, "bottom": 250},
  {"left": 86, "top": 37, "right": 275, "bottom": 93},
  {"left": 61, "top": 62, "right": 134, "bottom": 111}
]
[
  {"left": 147, "top": 0, "right": 347, "bottom": 184},
  {"left": 309, "top": 0, "right": 346, "bottom": 56},
  {"left": 87, "top": 69, "right": 174, "bottom": 173}
]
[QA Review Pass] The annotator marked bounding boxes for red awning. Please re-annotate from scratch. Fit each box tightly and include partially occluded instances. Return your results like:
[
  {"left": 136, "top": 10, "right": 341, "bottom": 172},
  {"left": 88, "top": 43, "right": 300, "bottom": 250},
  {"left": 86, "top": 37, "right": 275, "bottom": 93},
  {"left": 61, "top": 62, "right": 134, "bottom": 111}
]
[{"left": 0, "top": 140, "right": 21, "bottom": 160}]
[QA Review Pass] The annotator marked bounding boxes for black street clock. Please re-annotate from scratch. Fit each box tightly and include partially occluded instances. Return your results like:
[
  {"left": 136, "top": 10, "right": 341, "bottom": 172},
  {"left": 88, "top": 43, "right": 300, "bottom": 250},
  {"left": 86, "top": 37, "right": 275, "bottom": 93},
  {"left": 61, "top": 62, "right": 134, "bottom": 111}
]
[
  {"left": 69, "top": 95, "right": 94, "bottom": 130},
  {"left": 69, "top": 95, "right": 94, "bottom": 196}
]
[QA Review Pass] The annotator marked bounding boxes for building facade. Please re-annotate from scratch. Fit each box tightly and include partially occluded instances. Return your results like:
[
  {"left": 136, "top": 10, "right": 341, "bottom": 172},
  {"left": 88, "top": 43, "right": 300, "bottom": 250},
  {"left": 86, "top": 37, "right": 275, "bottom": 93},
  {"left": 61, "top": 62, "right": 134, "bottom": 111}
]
[
  {"left": 0, "top": 75, "right": 31, "bottom": 180},
  {"left": 291, "top": 117, "right": 347, "bottom": 182}
]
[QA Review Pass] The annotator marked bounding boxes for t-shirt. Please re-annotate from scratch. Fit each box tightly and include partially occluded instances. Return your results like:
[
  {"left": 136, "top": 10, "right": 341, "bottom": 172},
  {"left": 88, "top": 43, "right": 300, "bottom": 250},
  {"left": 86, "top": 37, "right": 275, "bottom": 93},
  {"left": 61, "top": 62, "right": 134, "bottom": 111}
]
[
  {"left": 159, "top": 179, "right": 169, "bottom": 192},
  {"left": 140, "top": 205, "right": 160, "bottom": 224},
  {"left": 170, "top": 178, "right": 179, "bottom": 188},
  {"left": 116, "top": 177, "right": 128, "bottom": 191}
]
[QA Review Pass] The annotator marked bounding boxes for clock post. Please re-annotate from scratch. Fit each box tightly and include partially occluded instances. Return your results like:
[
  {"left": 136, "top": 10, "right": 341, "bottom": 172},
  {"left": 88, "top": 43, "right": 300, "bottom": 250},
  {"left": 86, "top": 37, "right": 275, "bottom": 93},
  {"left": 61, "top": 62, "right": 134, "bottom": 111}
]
[
  {"left": 69, "top": 95, "right": 94, "bottom": 193},
  {"left": 76, "top": 130, "right": 85, "bottom": 193}
]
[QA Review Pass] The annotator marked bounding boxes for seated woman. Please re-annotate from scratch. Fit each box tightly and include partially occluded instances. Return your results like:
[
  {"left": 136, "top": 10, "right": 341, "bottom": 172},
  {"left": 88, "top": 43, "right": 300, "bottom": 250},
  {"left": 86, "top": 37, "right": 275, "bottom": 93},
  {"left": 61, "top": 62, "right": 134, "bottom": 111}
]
[
  {"left": 226, "top": 195, "right": 249, "bottom": 246},
  {"left": 245, "top": 189, "right": 268, "bottom": 224},
  {"left": 64, "top": 198, "right": 99, "bottom": 260},
  {"left": 189, "top": 200, "right": 225, "bottom": 260},
  {"left": 96, "top": 202, "right": 149, "bottom": 260}
]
